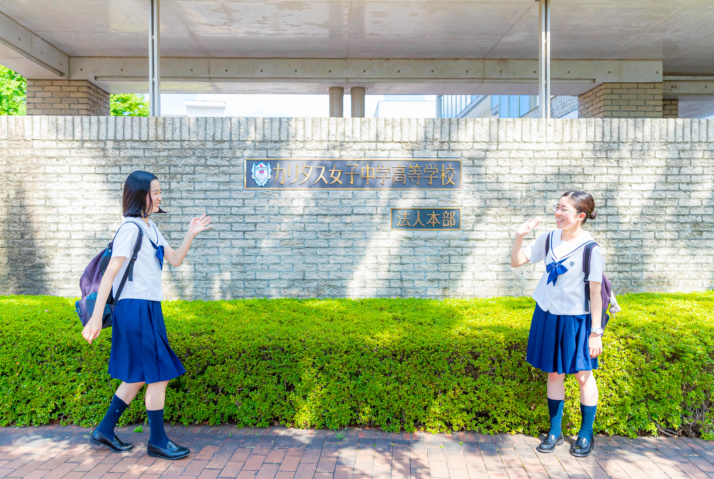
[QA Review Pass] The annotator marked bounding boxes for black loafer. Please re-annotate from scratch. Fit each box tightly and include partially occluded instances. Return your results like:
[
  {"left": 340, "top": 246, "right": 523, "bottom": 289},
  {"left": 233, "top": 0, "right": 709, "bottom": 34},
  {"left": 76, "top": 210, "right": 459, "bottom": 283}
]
[
  {"left": 147, "top": 440, "right": 190, "bottom": 460},
  {"left": 570, "top": 436, "right": 594, "bottom": 457},
  {"left": 536, "top": 433, "right": 564, "bottom": 453},
  {"left": 90, "top": 428, "right": 134, "bottom": 453}
]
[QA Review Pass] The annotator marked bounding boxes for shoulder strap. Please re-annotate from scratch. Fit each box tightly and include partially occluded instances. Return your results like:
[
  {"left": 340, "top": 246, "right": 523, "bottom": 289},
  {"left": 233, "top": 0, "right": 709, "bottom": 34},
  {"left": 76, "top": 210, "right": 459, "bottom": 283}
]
[
  {"left": 582, "top": 242, "right": 598, "bottom": 311},
  {"left": 113, "top": 223, "right": 143, "bottom": 304}
]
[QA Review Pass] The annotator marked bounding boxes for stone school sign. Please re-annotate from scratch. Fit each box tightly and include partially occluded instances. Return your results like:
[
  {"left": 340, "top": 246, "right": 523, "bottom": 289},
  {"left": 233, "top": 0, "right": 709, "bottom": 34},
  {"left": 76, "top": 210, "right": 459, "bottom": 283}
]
[
  {"left": 245, "top": 159, "right": 461, "bottom": 190},
  {"left": 245, "top": 158, "right": 463, "bottom": 231}
]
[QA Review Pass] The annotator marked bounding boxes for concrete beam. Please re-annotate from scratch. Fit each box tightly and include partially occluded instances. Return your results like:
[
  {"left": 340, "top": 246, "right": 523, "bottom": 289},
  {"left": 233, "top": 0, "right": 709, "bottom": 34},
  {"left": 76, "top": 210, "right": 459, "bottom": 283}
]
[
  {"left": 70, "top": 57, "right": 663, "bottom": 96},
  {"left": 0, "top": 10, "right": 68, "bottom": 78},
  {"left": 663, "top": 77, "right": 714, "bottom": 101}
]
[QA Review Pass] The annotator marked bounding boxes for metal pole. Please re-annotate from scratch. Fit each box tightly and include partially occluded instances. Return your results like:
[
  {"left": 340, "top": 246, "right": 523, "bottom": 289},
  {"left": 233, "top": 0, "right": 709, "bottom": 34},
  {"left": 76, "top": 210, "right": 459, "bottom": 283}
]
[
  {"left": 149, "top": 0, "right": 161, "bottom": 116},
  {"left": 538, "top": 0, "right": 550, "bottom": 119},
  {"left": 329, "top": 87, "right": 344, "bottom": 117},
  {"left": 350, "top": 87, "right": 366, "bottom": 118}
]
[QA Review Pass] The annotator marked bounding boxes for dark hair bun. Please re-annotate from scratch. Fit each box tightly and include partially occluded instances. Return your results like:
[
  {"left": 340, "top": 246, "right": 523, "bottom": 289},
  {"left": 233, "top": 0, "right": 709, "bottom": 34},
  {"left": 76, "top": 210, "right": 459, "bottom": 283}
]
[{"left": 589, "top": 211, "right": 598, "bottom": 220}]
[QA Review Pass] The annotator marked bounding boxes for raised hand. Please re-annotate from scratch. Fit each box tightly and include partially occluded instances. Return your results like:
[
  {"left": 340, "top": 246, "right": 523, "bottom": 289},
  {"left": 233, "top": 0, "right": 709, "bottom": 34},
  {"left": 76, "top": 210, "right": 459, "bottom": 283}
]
[
  {"left": 188, "top": 214, "right": 212, "bottom": 237},
  {"left": 516, "top": 217, "right": 541, "bottom": 237}
]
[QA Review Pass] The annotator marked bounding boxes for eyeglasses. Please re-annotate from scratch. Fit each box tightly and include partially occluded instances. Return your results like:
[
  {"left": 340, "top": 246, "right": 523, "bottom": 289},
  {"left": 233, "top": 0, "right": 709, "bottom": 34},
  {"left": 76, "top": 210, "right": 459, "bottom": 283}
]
[{"left": 553, "top": 205, "right": 575, "bottom": 214}]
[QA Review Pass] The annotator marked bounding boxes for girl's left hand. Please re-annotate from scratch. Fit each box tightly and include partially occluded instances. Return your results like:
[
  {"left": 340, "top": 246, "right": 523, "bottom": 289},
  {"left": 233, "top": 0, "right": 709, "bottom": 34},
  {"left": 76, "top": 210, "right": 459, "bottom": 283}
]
[
  {"left": 188, "top": 214, "right": 212, "bottom": 237},
  {"left": 589, "top": 334, "right": 602, "bottom": 359}
]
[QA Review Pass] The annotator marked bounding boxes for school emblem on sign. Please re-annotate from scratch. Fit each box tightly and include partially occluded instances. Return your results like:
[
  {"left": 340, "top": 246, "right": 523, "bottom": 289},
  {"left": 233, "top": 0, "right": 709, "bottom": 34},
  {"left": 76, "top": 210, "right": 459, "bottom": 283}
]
[{"left": 251, "top": 162, "right": 272, "bottom": 187}]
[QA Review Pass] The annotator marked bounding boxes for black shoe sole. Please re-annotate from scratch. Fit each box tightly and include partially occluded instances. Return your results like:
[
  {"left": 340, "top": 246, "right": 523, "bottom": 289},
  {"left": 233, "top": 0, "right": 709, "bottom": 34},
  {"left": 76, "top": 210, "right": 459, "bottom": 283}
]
[
  {"left": 570, "top": 448, "right": 593, "bottom": 458},
  {"left": 570, "top": 439, "right": 595, "bottom": 458},
  {"left": 147, "top": 450, "right": 190, "bottom": 460},
  {"left": 90, "top": 437, "right": 133, "bottom": 453},
  {"left": 536, "top": 436, "right": 564, "bottom": 454}
]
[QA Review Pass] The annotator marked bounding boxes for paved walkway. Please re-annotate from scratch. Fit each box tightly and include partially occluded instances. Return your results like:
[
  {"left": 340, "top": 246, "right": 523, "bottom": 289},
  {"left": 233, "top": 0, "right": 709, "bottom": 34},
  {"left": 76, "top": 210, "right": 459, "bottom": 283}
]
[{"left": 0, "top": 425, "right": 712, "bottom": 479}]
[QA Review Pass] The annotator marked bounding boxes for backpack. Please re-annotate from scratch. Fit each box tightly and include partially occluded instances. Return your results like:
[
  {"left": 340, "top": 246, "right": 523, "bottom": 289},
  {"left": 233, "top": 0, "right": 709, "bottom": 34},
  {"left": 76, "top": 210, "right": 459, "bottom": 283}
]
[
  {"left": 75, "top": 222, "right": 143, "bottom": 329},
  {"left": 546, "top": 232, "right": 620, "bottom": 328}
]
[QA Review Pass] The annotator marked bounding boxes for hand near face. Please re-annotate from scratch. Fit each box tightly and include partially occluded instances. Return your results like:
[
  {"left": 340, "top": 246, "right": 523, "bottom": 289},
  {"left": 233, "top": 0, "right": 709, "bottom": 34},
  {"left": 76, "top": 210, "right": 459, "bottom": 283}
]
[
  {"left": 516, "top": 217, "right": 541, "bottom": 237},
  {"left": 188, "top": 214, "right": 212, "bottom": 237}
]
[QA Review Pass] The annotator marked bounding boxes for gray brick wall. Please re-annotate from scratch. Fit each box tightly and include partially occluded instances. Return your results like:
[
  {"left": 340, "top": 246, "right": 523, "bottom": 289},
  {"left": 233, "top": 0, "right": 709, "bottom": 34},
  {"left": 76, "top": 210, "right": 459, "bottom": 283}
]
[
  {"left": 26, "top": 80, "right": 110, "bottom": 116},
  {"left": 1, "top": 116, "right": 713, "bottom": 300},
  {"left": 578, "top": 83, "right": 664, "bottom": 118}
]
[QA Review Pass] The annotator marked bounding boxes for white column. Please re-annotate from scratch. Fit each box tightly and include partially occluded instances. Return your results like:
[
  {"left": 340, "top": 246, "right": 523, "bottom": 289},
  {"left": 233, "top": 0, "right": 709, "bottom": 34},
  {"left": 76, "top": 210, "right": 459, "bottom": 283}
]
[
  {"left": 329, "top": 87, "right": 344, "bottom": 117},
  {"left": 350, "top": 87, "right": 366, "bottom": 118},
  {"left": 149, "top": 0, "right": 161, "bottom": 116},
  {"left": 538, "top": 0, "right": 551, "bottom": 119}
]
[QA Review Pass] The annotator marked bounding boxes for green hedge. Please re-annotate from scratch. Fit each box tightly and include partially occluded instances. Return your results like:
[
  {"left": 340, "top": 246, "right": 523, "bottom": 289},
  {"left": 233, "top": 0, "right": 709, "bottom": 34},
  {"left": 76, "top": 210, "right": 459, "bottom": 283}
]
[{"left": 1, "top": 293, "right": 713, "bottom": 439}]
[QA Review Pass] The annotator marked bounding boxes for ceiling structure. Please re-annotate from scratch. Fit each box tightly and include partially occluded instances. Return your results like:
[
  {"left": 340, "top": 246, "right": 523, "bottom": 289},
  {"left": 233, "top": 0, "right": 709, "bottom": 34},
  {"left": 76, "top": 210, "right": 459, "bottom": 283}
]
[{"left": 1, "top": 0, "right": 713, "bottom": 104}]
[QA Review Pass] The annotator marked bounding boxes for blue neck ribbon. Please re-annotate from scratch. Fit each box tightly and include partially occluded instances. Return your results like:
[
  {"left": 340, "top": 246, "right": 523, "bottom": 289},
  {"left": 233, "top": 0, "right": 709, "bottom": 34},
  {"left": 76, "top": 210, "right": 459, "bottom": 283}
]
[{"left": 546, "top": 258, "right": 568, "bottom": 286}]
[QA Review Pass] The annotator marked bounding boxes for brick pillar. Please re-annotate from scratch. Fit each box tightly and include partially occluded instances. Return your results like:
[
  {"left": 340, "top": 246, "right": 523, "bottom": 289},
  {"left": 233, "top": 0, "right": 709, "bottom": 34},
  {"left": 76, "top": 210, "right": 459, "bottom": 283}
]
[
  {"left": 578, "top": 82, "right": 663, "bottom": 118},
  {"left": 662, "top": 99, "right": 679, "bottom": 118},
  {"left": 26, "top": 80, "right": 110, "bottom": 116}
]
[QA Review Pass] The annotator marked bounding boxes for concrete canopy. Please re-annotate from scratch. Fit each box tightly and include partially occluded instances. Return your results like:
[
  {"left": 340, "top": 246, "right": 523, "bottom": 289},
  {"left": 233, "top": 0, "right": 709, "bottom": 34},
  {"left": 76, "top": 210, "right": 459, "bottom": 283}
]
[{"left": 1, "top": 0, "right": 714, "bottom": 96}]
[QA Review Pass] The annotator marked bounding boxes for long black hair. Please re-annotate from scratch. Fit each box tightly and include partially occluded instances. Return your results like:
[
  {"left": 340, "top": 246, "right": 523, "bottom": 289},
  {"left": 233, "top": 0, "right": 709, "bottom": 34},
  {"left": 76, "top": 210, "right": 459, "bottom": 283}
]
[{"left": 122, "top": 170, "right": 166, "bottom": 217}]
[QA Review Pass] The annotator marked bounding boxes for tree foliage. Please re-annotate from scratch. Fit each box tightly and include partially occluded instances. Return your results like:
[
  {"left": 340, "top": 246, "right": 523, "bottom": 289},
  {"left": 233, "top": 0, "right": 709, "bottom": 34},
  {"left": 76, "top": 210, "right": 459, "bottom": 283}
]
[
  {"left": 0, "top": 65, "right": 27, "bottom": 115},
  {"left": 110, "top": 93, "right": 150, "bottom": 116}
]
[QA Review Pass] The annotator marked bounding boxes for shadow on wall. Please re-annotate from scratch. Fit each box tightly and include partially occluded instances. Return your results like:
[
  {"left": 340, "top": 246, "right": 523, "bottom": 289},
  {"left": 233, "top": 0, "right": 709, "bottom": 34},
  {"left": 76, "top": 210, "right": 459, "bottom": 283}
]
[
  {"left": 92, "top": 117, "right": 714, "bottom": 300},
  {"left": 593, "top": 119, "right": 714, "bottom": 293},
  {"left": 0, "top": 182, "right": 50, "bottom": 295}
]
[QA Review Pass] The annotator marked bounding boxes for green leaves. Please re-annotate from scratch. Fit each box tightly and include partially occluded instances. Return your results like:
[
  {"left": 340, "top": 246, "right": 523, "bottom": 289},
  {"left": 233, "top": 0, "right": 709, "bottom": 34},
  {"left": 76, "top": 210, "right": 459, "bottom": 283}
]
[
  {"left": 0, "top": 293, "right": 712, "bottom": 439},
  {"left": 110, "top": 93, "right": 149, "bottom": 117},
  {"left": 0, "top": 66, "right": 26, "bottom": 116}
]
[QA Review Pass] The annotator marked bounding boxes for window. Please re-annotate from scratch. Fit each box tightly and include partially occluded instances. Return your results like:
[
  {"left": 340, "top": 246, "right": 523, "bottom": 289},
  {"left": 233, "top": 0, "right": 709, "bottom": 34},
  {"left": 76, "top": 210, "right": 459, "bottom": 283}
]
[
  {"left": 519, "top": 95, "right": 531, "bottom": 116},
  {"left": 509, "top": 96, "right": 519, "bottom": 118}
]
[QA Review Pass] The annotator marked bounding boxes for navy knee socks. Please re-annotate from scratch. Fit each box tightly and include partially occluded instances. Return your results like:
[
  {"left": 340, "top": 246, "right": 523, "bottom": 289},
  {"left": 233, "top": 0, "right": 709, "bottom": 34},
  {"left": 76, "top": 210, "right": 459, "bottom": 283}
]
[
  {"left": 147, "top": 409, "right": 169, "bottom": 448},
  {"left": 96, "top": 395, "right": 129, "bottom": 439},
  {"left": 547, "top": 398, "right": 564, "bottom": 437},
  {"left": 578, "top": 404, "right": 597, "bottom": 440}
]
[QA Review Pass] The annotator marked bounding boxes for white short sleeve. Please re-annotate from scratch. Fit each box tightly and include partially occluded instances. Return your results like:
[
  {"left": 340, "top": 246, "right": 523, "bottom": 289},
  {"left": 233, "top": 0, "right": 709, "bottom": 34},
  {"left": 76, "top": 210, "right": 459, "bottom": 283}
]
[
  {"left": 587, "top": 246, "right": 605, "bottom": 283},
  {"left": 522, "top": 231, "right": 549, "bottom": 264},
  {"left": 111, "top": 222, "right": 140, "bottom": 258}
]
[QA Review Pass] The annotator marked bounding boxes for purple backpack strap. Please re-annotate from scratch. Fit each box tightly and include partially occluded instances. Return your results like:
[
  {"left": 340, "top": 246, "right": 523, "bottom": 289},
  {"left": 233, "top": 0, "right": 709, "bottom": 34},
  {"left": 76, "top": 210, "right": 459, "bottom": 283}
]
[{"left": 582, "top": 241, "right": 604, "bottom": 311}]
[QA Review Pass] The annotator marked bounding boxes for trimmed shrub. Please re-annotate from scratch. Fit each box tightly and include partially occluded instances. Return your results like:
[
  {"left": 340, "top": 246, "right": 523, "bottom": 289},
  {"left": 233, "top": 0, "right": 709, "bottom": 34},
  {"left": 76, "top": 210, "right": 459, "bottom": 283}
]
[{"left": 0, "top": 293, "right": 712, "bottom": 439}]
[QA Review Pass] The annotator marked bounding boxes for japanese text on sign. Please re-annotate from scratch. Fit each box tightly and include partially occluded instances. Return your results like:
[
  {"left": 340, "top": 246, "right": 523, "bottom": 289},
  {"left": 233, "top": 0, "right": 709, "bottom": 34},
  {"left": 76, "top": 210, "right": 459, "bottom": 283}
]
[
  {"left": 245, "top": 159, "right": 461, "bottom": 190},
  {"left": 390, "top": 208, "right": 461, "bottom": 231}
]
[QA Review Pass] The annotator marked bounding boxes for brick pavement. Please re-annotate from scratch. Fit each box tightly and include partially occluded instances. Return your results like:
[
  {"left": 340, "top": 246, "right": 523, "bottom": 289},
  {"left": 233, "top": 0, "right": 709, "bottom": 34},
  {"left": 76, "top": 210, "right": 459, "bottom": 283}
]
[{"left": 0, "top": 425, "right": 712, "bottom": 478}]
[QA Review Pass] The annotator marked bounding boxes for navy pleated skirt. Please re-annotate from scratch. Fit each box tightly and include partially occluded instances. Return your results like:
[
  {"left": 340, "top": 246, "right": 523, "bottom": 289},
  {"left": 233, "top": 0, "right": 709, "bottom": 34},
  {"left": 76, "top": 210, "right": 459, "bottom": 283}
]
[
  {"left": 109, "top": 299, "right": 186, "bottom": 384},
  {"left": 526, "top": 304, "right": 599, "bottom": 374}
]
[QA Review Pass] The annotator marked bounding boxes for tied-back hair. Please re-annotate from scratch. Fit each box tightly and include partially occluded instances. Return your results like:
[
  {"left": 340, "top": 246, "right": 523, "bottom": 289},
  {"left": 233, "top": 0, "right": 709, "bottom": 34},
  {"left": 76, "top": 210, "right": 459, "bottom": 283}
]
[
  {"left": 562, "top": 191, "right": 597, "bottom": 224},
  {"left": 122, "top": 170, "right": 166, "bottom": 217}
]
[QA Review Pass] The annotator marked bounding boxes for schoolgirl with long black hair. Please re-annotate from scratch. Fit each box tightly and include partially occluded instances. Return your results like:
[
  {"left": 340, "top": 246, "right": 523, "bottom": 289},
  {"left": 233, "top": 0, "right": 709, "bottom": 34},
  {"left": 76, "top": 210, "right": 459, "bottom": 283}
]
[
  {"left": 511, "top": 191, "right": 604, "bottom": 458},
  {"left": 82, "top": 171, "right": 211, "bottom": 460}
]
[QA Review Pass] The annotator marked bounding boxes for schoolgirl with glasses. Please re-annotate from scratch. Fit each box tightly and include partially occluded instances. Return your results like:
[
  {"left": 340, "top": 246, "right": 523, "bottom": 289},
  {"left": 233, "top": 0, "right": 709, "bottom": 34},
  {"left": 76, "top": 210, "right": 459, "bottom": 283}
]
[
  {"left": 511, "top": 191, "right": 604, "bottom": 458},
  {"left": 81, "top": 171, "right": 211, "bottom": 460}
]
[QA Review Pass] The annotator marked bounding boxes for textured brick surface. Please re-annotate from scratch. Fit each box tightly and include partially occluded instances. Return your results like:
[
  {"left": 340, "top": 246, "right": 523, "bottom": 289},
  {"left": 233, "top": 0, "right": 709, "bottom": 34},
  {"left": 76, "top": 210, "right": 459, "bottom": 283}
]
[
  {"left": 0, "top": 426, "right": 713, "bottom": 478},
  {"left": 26, "top": 80, "right": 110, "bottom": 116},
  {"left": 0, "top": 117, "right": 713, "bottom": 299},
  {"left": 578, "top": 83, "right": 665, "bottom": 118},
  {"left": 663, "top": 99, "right": 679, "bottom": 119}
]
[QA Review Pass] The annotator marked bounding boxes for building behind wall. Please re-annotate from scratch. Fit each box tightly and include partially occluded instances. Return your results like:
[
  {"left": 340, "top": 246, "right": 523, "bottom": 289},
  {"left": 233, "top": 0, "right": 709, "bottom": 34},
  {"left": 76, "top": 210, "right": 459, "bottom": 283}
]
[{"left": 437, "top": 94, "right": 578, "bottom": 119}]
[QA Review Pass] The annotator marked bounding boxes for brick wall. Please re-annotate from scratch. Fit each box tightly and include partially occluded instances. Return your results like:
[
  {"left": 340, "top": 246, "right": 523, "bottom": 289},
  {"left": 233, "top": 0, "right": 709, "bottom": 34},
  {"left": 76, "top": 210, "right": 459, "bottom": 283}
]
[
  {"left": 663, "top": 99, "right": 679, "bottom": 119},
  {"left": 26, "top": 80, "right": 110, "bottom": 116},
  {"left": 1, "top": 117, "right": 713, "bottom": 299},
  {"left": 578, "top": 83, "right": 663, "bottom": 118}
]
